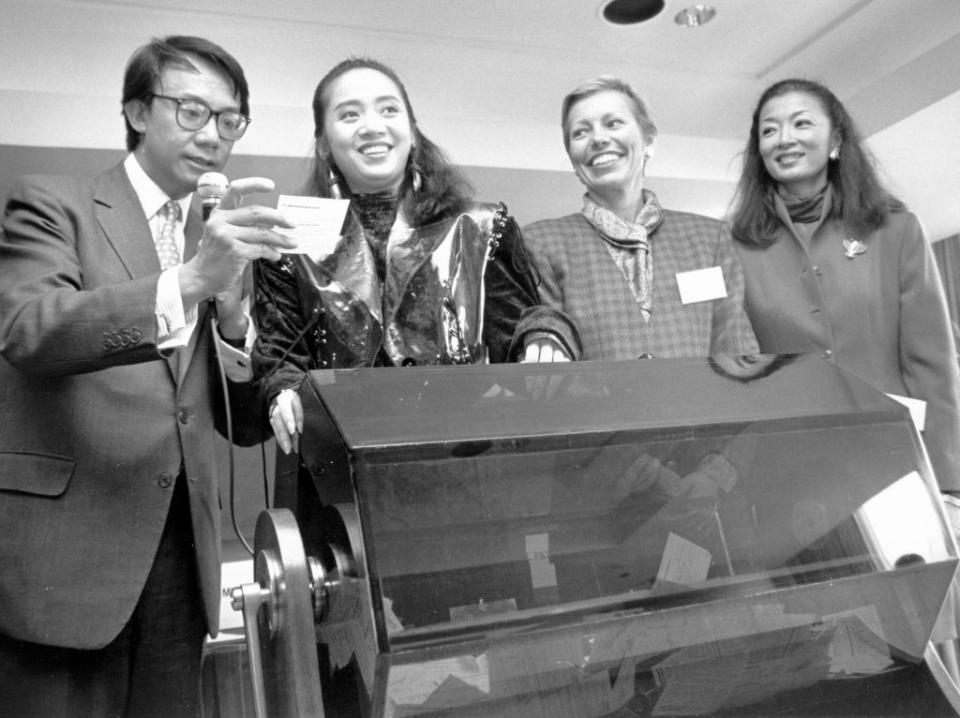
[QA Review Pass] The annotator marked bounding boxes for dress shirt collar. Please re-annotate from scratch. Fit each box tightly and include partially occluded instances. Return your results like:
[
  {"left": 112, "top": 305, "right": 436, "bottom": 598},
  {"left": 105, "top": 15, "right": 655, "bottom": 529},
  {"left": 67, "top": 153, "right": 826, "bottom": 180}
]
[{"left": 123, "top": 153, "right": 193, "bottom": 221}]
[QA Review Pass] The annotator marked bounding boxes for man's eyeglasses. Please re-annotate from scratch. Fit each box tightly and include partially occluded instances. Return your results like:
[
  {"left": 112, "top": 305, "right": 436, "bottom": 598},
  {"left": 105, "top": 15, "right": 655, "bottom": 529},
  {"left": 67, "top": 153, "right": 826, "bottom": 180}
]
[{"left": 151, "top": 94, "right": 250, "bottom": 141}]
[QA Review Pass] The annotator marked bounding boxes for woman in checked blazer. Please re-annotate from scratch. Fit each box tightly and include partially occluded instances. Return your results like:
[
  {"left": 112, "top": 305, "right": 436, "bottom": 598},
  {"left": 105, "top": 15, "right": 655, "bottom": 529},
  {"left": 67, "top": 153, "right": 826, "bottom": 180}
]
[{"left": 523, "top": 75, "right": 757, "bottom": 359}]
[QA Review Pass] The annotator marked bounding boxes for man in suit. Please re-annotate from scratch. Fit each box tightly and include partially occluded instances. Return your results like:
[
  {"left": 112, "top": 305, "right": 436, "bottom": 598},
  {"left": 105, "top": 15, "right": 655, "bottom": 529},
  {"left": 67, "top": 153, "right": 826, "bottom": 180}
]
[{"left": 0, "top": 36, "right": 293, "bottom": 716}]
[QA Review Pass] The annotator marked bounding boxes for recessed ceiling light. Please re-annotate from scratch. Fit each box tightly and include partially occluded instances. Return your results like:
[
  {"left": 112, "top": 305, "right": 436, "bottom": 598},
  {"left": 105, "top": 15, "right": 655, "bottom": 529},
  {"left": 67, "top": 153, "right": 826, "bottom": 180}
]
[
  {"left": 674, "top": 4, "right": 716, "bottom": 27},
  {"left": 601, "top": 0, "right": 665, "bottom": 25}
]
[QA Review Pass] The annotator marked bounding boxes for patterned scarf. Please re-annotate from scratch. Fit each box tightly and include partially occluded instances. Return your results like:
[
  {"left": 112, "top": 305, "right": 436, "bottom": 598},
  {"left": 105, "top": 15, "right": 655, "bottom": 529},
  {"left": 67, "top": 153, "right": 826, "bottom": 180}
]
[{"left": 581, "top": 190, "right": 663, "bottom": 322}]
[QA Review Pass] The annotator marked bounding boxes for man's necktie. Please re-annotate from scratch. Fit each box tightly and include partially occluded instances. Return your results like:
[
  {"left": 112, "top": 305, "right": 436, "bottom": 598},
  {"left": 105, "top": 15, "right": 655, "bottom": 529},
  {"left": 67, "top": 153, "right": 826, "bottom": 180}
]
[{"left": 155, "top": 200, "right": 181, "bottom": 270}]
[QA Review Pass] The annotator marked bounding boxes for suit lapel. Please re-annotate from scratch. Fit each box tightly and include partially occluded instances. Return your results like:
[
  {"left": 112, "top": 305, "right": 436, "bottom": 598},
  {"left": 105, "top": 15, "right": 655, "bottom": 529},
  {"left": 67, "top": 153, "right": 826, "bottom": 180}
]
[
  {"left": 384, "top": 212, "right": 450, "bottom": 326},
  {"left": 94, "top": 164, "right": 160, "bottom": 280},
  {"left": 177, "top": 211, "right": 205, "bottom": 385},
  {"left": 178, "top": 302, "right": 208, "bottom": 385},
  {"left": 95, "top": 164, "right": 208, "bottom": 386},
  {"left": 94, "top": 165, "right": 180, "bottom": 380}
]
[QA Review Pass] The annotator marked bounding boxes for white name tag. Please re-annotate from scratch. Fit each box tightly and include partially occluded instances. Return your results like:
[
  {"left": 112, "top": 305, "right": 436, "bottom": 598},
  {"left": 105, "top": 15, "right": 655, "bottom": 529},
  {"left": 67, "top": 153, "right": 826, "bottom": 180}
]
[{"left": 676, "top": 266, "right": 727, "bottom": 304}]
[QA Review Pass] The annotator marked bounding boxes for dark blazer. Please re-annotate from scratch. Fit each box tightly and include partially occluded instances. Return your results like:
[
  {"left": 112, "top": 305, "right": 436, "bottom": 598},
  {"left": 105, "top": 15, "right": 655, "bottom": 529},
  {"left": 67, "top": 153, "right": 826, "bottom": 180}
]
[
  {"left": 735, "top": 200, "right": 960, "bottom": 491},
  {"left": 523, "top": 210, "right": 758, "bottom": 359},
  {"left": 0, "top": 164, "right": 258, "bottom": 648},
  {"left": 253, "top": 202, "right": 581, "bottom": 406}
]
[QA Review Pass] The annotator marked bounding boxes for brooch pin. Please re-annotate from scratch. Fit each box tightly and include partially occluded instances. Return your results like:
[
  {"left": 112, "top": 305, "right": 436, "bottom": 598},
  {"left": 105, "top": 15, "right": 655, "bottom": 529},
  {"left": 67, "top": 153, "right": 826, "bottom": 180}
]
[{"left": 842, "top": 238, "right": 867, "bottom": 259}]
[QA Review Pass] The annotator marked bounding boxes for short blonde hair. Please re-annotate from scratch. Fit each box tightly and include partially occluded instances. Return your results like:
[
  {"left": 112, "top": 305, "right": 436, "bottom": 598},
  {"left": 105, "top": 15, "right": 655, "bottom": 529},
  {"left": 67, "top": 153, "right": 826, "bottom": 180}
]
[{"left": 560, "top": 75, "right": 658, "bottom": 151}]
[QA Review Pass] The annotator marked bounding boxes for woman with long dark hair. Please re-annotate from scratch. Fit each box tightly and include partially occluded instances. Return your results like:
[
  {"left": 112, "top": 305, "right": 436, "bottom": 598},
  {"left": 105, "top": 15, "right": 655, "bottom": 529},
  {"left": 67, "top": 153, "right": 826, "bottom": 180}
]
[
  {"left": 253, "top": 58, "right": 579, "bottom": 453},
  {"left": 729, "top": 78, "right": 960, "bottom": 495}
]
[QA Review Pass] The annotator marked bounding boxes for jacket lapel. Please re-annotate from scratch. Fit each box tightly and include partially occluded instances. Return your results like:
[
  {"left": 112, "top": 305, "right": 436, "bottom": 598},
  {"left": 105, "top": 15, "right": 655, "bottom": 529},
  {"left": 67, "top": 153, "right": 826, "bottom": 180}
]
[
  {"left": 177, "top": 210, "right": 205, "bottom": 385},
  {"left": 94, "top": 164, "right": 160, "bottom": 280},
  {"left": 95, "top": 164, "right": 207, "bottom": 386},
  {"left": 94, "top": 165, "right": 180, "bottom": 381},
  {"left": 384, "top": 212, "right": 449, "bottom": 325}
]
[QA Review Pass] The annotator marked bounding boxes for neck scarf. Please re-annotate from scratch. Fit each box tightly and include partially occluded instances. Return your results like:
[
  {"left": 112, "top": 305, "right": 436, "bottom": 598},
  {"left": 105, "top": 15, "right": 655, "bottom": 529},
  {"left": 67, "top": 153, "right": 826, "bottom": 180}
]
[
  {"left": 777, "top": 185, "right": 828, "bottom": 224},
  {"left": 581, "top": 190, "right": 663, "bottom": 322},
  {"left": 352, "top": 193, "right": 400, "bottom": 282}
]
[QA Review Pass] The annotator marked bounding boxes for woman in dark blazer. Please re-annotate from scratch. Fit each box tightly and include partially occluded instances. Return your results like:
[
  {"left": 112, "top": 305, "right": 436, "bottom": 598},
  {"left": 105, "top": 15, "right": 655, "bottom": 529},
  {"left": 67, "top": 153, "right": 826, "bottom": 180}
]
[
  {"left": 728, "top": 78, "right": 960, "bottom": 495},
  {"left": 523, "top": 75, "right": 757, "bottom": 360}
]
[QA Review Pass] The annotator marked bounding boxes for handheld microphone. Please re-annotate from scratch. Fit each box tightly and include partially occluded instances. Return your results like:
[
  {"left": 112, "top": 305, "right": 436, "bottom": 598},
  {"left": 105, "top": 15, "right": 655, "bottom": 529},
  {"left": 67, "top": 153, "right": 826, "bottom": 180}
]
[
  {"left": 197, "top": 173, "right": 230, "bottom": 313},
  {"left": 197, "top": 171, "right": 229, "bottom": 221}
]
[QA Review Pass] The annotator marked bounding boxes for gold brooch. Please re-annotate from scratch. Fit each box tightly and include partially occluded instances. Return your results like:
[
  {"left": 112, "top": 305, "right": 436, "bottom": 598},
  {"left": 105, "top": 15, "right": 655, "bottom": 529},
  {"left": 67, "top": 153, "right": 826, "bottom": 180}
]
[{"left": 842, "top": 238, "right": 867, "bottom": 259}]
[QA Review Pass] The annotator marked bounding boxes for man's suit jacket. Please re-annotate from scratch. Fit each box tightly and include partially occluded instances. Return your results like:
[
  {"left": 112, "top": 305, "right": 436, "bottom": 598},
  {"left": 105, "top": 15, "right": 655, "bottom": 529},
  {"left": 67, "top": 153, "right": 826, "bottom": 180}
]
[
  {"left": 0, "top": 163, "right": 258, "bottom": 649},
  {"left": 522, "top": 210, "right": 758, "bottom": 359}
]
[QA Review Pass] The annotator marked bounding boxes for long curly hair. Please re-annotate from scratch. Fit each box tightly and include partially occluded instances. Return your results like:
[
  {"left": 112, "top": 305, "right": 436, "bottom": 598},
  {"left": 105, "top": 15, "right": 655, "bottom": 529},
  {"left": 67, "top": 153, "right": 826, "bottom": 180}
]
[
  {"left": 305, "top": 57, "right": 473, "bottom": 225},
  {"left": 729, "top": 78, "right": 904, "bottom": 247}
]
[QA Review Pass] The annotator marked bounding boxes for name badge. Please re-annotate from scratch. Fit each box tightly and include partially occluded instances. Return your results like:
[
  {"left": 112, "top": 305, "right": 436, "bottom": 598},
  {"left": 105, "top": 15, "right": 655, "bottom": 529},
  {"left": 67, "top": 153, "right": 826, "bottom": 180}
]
[{"left": 676, "top": 266, "right": 727, "bottom": 305}]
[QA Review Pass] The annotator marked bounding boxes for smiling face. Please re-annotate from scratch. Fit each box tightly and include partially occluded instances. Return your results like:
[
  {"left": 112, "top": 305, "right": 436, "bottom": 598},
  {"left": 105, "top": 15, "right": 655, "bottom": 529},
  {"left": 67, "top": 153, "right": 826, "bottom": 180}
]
[
  {"left": 565, "top": 89, "right": 650, "bottom": 206},
  {"left": 320, "top": 67, "right": 413, "bottom": 195},
  {"left": 124, "top": 54, "right": 238, "bottom": 199},
  {"left": 758, "top": 90, "right": 840, "bottom": 197}
]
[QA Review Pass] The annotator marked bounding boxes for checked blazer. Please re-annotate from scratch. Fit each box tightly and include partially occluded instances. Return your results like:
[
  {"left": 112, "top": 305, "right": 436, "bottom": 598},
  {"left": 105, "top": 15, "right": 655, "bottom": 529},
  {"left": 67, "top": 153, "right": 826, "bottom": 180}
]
[{"left": 523, "top": 209, "right": 758, "bottom": 360}]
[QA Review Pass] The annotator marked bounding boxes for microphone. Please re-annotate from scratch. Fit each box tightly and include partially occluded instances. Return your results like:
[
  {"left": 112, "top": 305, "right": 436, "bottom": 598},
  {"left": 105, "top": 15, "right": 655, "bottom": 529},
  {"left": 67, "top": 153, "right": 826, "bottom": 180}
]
[
  {"left": 197, "top": 172, "right": 229, "bottom": 221},
  {"left": 197, "top": 172, "right": 230, "bottom": 313}
]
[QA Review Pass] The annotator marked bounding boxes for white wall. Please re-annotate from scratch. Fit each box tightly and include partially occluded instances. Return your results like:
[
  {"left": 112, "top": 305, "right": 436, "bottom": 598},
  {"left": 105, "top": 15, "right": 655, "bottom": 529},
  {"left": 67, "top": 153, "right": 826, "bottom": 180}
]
[
  {"left": 1, "top": 0, "right": 956, "bottom": 235},
  {"left": 0, "top": 0, "right": 740, "bottom": 220}
]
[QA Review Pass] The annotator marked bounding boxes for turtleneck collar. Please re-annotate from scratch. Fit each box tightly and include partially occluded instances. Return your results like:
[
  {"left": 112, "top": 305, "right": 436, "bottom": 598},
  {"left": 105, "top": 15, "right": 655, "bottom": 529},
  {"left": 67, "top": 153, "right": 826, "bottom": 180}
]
[{"left": 776, "top": 183, "right": 829, "bottom": 225}]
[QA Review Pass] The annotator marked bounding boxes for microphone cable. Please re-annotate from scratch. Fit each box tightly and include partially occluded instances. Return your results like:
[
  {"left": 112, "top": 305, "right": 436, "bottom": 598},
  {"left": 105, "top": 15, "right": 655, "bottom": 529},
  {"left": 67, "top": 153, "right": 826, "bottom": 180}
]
[
  {"left": 198, "top": 171, "right": 271, "bottom": 556},
  {"left": 210, "top": 306, "right": 257, "bottom": 556},
  {"left": 208, "top": 200, "right": 336, "bottom": 556}
]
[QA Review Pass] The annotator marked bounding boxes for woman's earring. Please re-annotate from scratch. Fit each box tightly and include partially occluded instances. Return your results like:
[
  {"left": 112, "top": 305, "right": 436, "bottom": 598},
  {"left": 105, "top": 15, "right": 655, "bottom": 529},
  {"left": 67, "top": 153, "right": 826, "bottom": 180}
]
[
  {"left": 411, "top": 163, "right": 423, "bottom": 193},
  {"left": 326, "top": 168, "right": 343, "bottom": 199},
  {"left": 829, "top": 146, "right": 840, "bottom": 161}
]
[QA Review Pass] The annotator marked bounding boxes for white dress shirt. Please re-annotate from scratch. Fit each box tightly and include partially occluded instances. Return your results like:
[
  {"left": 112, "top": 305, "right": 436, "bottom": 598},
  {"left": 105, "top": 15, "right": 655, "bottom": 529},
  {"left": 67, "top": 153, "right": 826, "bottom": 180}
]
[{"left": 124, "top": 154, "right": 253, "bottom": 380}]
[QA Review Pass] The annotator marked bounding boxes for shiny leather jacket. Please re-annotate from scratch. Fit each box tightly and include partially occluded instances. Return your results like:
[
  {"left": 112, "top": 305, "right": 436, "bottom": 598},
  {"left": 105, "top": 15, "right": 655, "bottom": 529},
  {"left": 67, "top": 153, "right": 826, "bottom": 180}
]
[{"left": 252, "top": 202, "right": 580, "bottom": 406}]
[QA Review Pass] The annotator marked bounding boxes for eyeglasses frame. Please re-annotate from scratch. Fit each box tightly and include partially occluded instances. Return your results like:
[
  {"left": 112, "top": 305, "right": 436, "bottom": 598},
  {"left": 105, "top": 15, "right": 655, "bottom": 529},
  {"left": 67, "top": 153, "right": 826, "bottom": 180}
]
[{"left": 150, "top": 93, "right": 251, "bottom": 141}]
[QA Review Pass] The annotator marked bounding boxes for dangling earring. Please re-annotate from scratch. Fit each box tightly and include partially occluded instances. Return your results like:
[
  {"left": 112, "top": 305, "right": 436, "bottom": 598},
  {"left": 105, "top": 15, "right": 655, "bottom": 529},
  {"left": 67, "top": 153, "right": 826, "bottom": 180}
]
[
  {"left": 411, "top": 163, "right": 423, "bottom": 193},
  {"left": 326, "top": 168, "right": 343, "bottom": 199},
  {"left": 829, "top": 146, "right": 840, "bottom": 161},
  {"left": 409, "top": 142, "right": 423, "bottom": 193}
]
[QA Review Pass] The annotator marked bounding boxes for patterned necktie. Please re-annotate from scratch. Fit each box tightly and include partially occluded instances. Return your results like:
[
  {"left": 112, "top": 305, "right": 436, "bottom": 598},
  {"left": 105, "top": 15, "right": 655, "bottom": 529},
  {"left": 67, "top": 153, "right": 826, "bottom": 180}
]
[{"left": 155, "top": 200, "right": 182, "bottom": 270}]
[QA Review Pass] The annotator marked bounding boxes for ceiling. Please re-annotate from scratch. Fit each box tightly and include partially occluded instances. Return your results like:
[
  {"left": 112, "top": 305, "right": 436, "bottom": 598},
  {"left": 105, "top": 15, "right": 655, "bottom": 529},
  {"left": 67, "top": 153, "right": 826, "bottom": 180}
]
[{"left": 3, "top": 0, "right": 960, "bottom": 237}]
